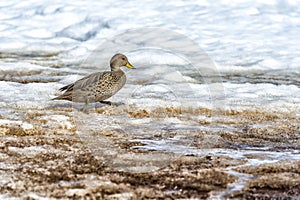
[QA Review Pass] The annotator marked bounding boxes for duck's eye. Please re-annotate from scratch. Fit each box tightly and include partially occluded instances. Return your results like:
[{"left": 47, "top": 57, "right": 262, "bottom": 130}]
[{"left": 122, "top": 57, "right": 125, "bottom": 60}]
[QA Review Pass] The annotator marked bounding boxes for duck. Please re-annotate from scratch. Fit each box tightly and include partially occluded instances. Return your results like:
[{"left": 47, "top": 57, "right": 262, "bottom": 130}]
[{"left": 53, "top": 53, "right": 135, "bottom": 112}]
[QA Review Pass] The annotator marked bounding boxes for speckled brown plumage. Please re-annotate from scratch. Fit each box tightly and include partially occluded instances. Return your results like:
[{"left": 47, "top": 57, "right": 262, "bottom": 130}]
[{"left": 53, "top": 53, "right": 135, "bottom": 111}]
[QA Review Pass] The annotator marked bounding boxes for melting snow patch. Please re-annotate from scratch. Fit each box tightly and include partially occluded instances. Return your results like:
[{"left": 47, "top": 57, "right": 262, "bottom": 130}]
[
  {"left": 39, "top": 115, "right": 74, "bottom": 130},
  {"left": 0, "top": 119, "right": 32, "bottom": 129},
  {"left": 0, "top": 62, "right": 45, "bottom": 73}
]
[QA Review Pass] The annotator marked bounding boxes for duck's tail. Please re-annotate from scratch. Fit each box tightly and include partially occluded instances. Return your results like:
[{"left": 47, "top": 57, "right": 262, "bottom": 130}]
[
  {"left": 52, "top": 93, "right": 72, "bottom": 101},
  {"left": 52, "top": 96, "right": 62, "bottom": 100}
]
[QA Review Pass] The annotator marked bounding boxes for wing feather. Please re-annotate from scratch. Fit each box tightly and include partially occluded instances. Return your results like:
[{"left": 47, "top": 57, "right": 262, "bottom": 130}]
[{"left": 59, "top": 72, "right": 109, "bottom": 92}]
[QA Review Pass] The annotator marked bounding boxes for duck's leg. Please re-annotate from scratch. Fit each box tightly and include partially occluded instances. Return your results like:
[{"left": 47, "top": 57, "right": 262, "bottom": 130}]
[{"left": 81, "top": 100, "right": 89, "bottom": 114}]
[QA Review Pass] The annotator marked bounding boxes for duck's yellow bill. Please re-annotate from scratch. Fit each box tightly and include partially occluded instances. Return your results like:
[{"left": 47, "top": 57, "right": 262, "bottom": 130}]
[{"left": 125, "top": 62, "right": 135, "bottom": 69}]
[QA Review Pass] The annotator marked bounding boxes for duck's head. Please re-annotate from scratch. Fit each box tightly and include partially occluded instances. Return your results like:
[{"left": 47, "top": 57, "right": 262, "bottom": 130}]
[{"left": 110, "top": 53, "right": 135, "bottom": 71}]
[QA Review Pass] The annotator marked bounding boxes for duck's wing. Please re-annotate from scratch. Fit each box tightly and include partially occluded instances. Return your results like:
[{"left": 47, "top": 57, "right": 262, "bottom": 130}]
[{"left": 59, "top": 71, "right": 109, "bottom": 92}]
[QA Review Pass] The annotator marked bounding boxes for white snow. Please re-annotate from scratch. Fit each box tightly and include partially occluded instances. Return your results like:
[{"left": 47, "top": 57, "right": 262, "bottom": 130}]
[
  {"left": 0, "top": 62, "right": 44, "bottom": 71},
  {"left": 0, "top": 81, "right": 57, "bottom": 109},
  {"left": 0, "top": 0, "right": 298, "bottom": 130},
  {"left": 39, "top": 115, "right": 74, "bottom": 130},
  {"left": 0, "top": 0, "right": 298, "bottom": 75},
  {"left": 0, "top": 119, "right": 33, "bottom": 129}
]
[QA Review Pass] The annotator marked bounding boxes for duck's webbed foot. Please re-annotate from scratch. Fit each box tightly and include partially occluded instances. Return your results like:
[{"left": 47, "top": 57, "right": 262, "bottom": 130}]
[{"left": 99, "top": 100, "right": 113, "bottom": 106}]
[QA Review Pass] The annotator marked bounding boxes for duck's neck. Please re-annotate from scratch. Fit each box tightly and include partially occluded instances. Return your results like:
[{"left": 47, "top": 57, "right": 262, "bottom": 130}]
[{"left": 111, "top": 65, "right": 124, "bottom": 72}]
